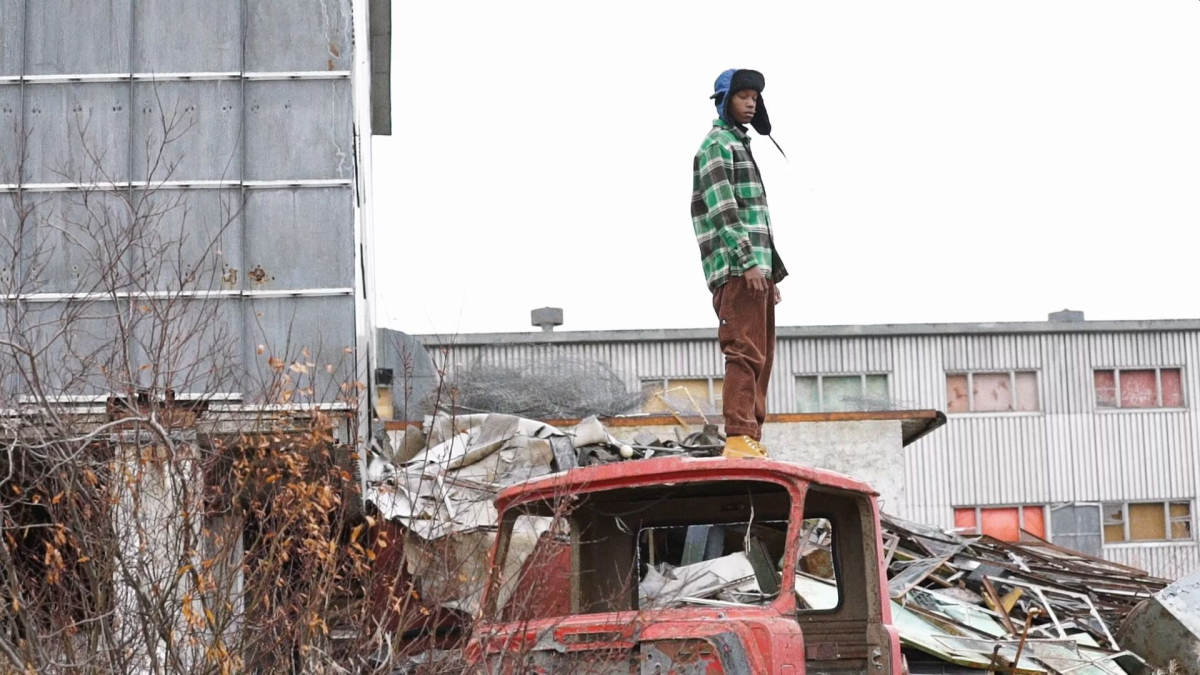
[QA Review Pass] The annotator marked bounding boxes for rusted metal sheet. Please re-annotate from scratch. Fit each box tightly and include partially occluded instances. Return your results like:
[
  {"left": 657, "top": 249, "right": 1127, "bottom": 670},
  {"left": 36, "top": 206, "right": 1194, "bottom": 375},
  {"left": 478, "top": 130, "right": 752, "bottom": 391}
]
[{"left": 1117, "top": 568, "right": 1200, "bottom": 674}]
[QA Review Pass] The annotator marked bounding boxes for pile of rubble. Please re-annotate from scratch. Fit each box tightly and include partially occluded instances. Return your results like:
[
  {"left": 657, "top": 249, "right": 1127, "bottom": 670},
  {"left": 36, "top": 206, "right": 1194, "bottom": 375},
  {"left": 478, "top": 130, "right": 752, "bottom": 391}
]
[
  {"left": 367, "top": 413, "right": 1196, "bottom": 673},
  {"left": 877, "top": 514, "right": 1169, "bottom": 673}
]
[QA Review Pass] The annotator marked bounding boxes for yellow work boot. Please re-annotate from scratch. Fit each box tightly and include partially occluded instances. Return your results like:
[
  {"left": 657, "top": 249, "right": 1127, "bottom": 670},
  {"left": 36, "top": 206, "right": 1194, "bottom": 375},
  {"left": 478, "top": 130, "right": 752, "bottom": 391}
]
[{"left": 723, "top": 435, "right": 769, "bottom": 459}]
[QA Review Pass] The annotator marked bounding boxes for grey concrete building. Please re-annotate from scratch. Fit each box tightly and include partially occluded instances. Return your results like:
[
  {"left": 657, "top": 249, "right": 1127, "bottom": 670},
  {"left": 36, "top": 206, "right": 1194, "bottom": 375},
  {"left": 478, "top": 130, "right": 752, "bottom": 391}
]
[
  {"left": 417, "top": 313, "right": 1200, "bottom": 579},
  {"left": 1, "top": 0, "right": 391, "bottom": 440}
]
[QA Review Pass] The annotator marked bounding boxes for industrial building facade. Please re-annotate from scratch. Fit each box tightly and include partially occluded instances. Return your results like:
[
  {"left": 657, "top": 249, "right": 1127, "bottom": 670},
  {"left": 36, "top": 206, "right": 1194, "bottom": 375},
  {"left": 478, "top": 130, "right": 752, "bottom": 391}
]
[
  {"left": 421, "top": 316, "right": 1200, "bottom": 579},
  {"left": 1, "top": 0, "right": 389, "bottom": 430}
]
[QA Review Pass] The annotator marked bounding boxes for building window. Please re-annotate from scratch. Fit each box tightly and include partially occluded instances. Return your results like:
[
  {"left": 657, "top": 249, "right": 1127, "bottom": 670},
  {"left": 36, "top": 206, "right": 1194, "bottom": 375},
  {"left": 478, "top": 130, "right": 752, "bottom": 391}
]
[
  {"left": 641, "top": 378, "right": 722, "bottom": 415},
  {"left": 945, "top": 371, "right": 1039, "bottom": 413},
  {"left": 954, "top": 505, "right": 1046, "bottom": 542},
  {"left": 1102, "top": 501, "right": 1193, "bottom": 543},
  {"left": 1094, "top": 368, "right": 1184, "bottom": 409},
  {"left": 795, "top": 374, "right": 889, "bottom": 413}
]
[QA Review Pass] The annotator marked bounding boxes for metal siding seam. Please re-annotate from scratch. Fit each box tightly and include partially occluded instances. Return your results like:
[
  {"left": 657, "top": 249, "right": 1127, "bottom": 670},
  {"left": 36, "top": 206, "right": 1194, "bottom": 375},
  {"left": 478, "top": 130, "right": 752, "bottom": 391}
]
[{"left": 1156, "top": 413, "right": 1170, "bottom": 500}]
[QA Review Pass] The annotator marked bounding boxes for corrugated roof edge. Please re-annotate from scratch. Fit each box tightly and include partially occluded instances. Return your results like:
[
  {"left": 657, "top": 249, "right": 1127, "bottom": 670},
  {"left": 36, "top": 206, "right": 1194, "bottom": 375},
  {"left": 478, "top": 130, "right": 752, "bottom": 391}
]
[{"left": 411, "top": 318, "right": 1200, "bottom": 346}]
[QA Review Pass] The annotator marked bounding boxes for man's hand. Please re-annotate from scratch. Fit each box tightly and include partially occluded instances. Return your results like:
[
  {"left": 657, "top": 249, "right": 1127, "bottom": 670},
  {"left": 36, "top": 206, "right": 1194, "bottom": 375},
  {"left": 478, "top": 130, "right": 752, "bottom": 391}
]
[
  {"left": 744, "top": 266, "right": 770, "bottom": 294},
  {"left": 774, "top": 285, "right": 782, "bottom": 305}
]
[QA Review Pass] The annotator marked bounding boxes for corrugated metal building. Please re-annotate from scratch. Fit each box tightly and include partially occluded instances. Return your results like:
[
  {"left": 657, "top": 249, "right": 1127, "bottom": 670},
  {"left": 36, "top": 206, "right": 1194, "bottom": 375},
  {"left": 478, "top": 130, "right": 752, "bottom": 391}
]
[
  {"left": 1, "top": 1, "right": 390, "bottom": 435},
  {"left": 418, "top": 313, "right": 1200, "bottom": 579}
]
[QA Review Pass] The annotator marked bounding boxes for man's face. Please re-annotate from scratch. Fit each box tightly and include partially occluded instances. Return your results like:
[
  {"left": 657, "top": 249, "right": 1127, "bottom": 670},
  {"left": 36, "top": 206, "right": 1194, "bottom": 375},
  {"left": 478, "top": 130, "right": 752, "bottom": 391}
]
[{"left": 729, "top": 89, "right": 758, "bottom": 125}]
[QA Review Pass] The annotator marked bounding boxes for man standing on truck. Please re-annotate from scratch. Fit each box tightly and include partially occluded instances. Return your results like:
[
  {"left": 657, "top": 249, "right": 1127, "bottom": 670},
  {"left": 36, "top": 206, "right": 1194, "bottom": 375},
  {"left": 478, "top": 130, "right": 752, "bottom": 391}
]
[{"left": 691, "top": 68, "right": 787, "bottom": 460}]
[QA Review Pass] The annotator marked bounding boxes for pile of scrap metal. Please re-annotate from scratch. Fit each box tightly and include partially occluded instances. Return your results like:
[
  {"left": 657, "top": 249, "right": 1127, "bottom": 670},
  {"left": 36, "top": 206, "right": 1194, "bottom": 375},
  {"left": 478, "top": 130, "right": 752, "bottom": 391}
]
[
  {"left": 365, "top": 414, "right": 722, "bottom": 612},
  {"left": 365, "top": 413, "right": 1192, "bottom": 673},
  {"left": 875, "top": 514, "right": 1175, "bottom": 674}
]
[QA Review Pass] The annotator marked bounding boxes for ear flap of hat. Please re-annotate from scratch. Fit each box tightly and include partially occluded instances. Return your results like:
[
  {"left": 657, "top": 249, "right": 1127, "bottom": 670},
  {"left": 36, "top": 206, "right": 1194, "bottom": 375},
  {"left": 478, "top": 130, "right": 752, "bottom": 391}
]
[{"left": 750, "top": 95, "right": 771, "bottom": 136}]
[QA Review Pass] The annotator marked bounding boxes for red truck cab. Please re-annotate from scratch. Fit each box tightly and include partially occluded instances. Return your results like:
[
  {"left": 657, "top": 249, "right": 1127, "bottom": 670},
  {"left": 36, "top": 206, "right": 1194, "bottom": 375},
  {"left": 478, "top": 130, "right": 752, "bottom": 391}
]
[{"left": 466, "top": 456, "right": 904, "bottom": 674}]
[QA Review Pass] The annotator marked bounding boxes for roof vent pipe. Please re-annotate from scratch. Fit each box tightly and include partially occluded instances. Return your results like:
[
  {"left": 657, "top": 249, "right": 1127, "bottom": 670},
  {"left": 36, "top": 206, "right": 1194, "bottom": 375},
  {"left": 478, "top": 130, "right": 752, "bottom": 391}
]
[
  {"left": 1048, "top": 309, "right": 1085, "bottom": 322},
  {"left": 532, "top": 307, "right": 563, "bottom": 332}
]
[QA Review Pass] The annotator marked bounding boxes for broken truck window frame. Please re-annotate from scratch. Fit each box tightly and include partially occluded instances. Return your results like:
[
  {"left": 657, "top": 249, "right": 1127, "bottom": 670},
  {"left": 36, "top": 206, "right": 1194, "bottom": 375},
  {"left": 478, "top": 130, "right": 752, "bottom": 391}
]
[
  {"left": 790, "top": 514, "right": 844, "bottom": 615},
  {"left": 945, "top": 369, "right": 1041, "bottom": 415},
  {"left": 793, "top": 372, "right": 890, "bottom": 413},
  {"left": 1093, "top": 366, "right": 1186, "bottom": 411},
  {"left": 1100, "top": 500, "right": 1194, "bottom": 544},
  {"left": 482, "top": 477, "right": 803, "bottom": 620}
]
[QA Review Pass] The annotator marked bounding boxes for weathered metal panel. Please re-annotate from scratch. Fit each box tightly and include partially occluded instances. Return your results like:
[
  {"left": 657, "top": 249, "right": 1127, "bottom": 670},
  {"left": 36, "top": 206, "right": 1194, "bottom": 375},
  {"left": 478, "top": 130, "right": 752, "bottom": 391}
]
[
  {"left": 0, "top": 85, "right": 20, "bottom": 180},
  {"left": 23, "top": 83, "right": 131, "bottom": 184},
  {"left": 244, "top": 80, "right": 352, "bottom": 181},
  {"left": 3, "top": 1, "right": 371, "bottom": 410},
  {"left": 244, "top": 296, "right": 355, "bottom": 403},
  {"left": 19, "top": 300, "right": 125, "bottom": 394},
  {"left": 24, "top": 0, "right": 132, "bottom": 75},
  {"left": 243, "top": 187, "right": 353, "bottom": 289},
  {"left": 130, "top": 188, "right": 243, "bottom": 291},
  {"left": 0, "top": 0, "right": 22, "bottom": 77},
  {"left": 132, "top": 298, "right": 245, "bottom": 394},
  {"left": 25, "top": 191, "right": 131, "bottom": 293},
  {"left": 132, "top": 80, "right": 242, "bottom": 182},
  {"left": 245, "top": 0, "right": 353, "bottom": 72},
  {"left": 368, "top": 0, "right": 391, "bottom": 135},
  {"left": 1106, "top": 544, "right": 1200, "bottom": 581},
  {"left": 132, "top": 0, "right": 240, "bottom": 73}
]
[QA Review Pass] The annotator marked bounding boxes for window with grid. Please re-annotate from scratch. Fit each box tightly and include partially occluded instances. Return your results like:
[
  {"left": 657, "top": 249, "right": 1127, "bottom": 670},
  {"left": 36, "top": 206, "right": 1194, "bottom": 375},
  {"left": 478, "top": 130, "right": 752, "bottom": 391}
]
[
  {"left": 953, "top": 505, "right": 1046, "bottom": 542},
  {"left": 945, "top": 371, "right": 1039, "bottom": 413},
  {"left": 1094, "top": 368, "right": 1185, "bottom": 409},
  {"left": 641, "top": 378, "right": 723, "bottom": 415},
  {"left": 1102, "top": 501, "right": 1192, "bottom": 543},
  {"left": 795, "top": 374, "right": 889, "bottom": 413}
]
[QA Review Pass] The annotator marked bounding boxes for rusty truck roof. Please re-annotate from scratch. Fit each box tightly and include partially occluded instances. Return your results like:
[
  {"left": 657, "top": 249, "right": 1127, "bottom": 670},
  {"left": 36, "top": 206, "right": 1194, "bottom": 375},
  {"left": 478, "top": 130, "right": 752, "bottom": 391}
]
[{"left": 494, "top": 456, "right": 878, "bottom": 512}]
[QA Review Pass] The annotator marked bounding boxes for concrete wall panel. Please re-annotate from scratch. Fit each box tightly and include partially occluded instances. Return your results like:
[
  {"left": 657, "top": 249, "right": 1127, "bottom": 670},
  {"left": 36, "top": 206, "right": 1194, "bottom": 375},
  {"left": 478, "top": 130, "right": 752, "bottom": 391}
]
[
  {"left": 0, "top": 85, "right": 21, "bottom": 181},
  {"left": 132, "top": 80, "right": 242, "bottom": 182},
  {"left": 245, "top": 0, "right": 352, "bottom": 72},
  {"left": 244, "top": 296, "right": 355, "bottom": 403},
  {"left": 24, "top": 0, "right": 132, "bottom": 75},
  {"left": 244, "top": 80, "right": 352, "bottom": 181},
  {"left": 243, "top": 187, "right": 354, "bottom": 290},
  {"left": 132, "top": 298, "right": 244, "bottom": 394},
  {"left": 130, "top": 188, "right": 243, "bottom": 291},
  {"left": 23, "top": 82, "right": 130, "bottom": 184},
  {"left": 133, "top": 0, "right": 240, "bottom": 73},
  {"left": 0, "top": 0, "right": 23, "bottom": 77},
  {"left": 19, "top": 300, "right": 126, "bottom": 394},
  {"left": 27, "top": 191, "right": 130, "bottom": 293}
]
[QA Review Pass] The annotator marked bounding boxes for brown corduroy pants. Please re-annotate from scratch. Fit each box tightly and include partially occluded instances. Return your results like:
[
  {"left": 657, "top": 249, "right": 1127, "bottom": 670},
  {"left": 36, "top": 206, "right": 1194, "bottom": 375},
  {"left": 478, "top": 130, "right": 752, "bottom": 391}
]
[{"left": 712, "top": 276, "right": 775, "bottom": 441}]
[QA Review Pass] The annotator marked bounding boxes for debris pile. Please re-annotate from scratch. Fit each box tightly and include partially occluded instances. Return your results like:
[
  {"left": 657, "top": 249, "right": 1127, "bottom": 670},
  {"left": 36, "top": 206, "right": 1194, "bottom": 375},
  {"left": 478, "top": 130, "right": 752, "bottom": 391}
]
[
  {"left": 878, "top": 513, "right": 1168, "bottom": 673},
  {"left": 423, "top": 356, "right": 646, "bottom": 419},
  {"left": 368, "top": 413, "right": 1186, "bottom": 674}
]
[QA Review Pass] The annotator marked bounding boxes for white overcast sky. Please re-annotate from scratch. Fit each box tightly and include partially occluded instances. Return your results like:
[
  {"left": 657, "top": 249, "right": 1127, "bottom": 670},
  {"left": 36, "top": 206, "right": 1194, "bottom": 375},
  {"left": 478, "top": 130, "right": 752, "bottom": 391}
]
[{"left": 373, "top": 1, "right": 1200, "bottom": 336}]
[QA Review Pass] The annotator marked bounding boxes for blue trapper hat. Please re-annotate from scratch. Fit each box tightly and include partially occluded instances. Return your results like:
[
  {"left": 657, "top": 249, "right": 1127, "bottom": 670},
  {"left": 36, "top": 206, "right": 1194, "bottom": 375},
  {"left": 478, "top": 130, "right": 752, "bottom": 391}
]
[{"left": 711, "top": 68, "right": 785, "bottom": 157}]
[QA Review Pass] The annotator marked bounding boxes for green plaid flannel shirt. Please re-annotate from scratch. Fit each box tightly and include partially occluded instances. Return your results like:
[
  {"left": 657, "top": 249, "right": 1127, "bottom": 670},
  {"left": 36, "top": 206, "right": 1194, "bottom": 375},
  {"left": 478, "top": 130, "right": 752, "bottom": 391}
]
[{"left": 691, "top": 120, "right": 787, "bottom": 292}]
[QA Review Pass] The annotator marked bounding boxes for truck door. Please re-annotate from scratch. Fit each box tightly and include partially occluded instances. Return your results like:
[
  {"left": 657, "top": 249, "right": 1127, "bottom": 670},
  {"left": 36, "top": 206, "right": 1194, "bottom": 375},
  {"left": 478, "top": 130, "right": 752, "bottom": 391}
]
[{"left": 795, "top": 487, "right": 896, "bottom": 675}]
